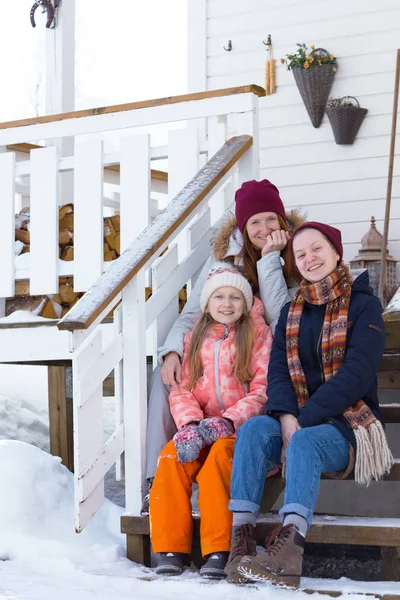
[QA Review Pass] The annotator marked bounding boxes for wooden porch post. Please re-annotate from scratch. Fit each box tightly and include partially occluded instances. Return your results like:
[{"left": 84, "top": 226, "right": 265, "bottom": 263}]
[
  {"left": 45, "top": 0, "right": 76, "bottom": 206},
  {"left": 47, "top": 365, "right": 74, "bottom": 471}
]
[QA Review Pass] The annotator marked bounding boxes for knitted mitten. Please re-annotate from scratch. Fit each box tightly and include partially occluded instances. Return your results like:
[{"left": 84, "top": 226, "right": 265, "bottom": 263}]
[
  {"left": 173, "top": 424, "right": 205, "bottom": 463},
  {"left": 198, "top": 417, "right": 235, "bottom": 445}
]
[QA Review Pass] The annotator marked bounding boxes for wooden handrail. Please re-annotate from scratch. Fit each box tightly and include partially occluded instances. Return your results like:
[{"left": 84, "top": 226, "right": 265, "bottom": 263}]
[
  {"left": 57, "top": 134, "right": 252, "bottom": 331},
  {"left": 6, "top": 143, "right": 168, "bottom": 182},
  {"left": 0, "top": 86, "right": 265, "bottom": 131}
]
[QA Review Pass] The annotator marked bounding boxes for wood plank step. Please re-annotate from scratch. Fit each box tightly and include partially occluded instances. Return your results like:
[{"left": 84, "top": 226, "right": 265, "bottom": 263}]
[
  {"left": 382, "top": 404, "right": 400, "bottom": 423},
  {"left": 121, "top": 513, "right": 400, "bottom": 546},
  {"left": 320, "top": 458, "right": 400, "bottom": 480}
]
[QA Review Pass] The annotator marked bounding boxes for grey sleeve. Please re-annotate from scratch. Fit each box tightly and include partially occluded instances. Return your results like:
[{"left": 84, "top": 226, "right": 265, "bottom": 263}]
[
  {"left": 157, "top": 256, "right": 215, "bottom": 361},
  {"left": 257, "top": 251, "right": 298, "bottom": 335}
]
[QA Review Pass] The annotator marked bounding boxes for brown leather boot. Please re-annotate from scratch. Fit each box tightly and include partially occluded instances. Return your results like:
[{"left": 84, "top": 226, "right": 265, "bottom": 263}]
[
  {"left": 224, "top": 523, "right": 257, "bottom": 584},
  {"left": 237, "top": 523, "right": 305, "bottom": 588}
]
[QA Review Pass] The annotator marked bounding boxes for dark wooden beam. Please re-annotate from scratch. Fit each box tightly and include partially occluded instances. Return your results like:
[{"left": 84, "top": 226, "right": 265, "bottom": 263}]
[{"left": 47, "top": 366, "right": 74, "bottom": 471}]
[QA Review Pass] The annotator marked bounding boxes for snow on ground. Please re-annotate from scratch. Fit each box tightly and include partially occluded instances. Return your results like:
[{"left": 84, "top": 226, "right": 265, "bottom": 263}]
[
  {"left": 0, "top": 364, "right": 125, "bottom": 506},
  {"left": 0, "top": 365, "right": 397, "bottom": 599}
]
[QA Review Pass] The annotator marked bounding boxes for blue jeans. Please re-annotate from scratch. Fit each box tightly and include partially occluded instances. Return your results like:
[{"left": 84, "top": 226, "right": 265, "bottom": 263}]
[{"left": 229, "top": 415, "right": 350, "bottom": 527}]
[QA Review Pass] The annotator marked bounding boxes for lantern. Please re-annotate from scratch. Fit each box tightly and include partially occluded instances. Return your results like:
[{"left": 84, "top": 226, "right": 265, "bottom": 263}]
[{"left": 349, "top": 217, "right": 397, "bottom": 305}]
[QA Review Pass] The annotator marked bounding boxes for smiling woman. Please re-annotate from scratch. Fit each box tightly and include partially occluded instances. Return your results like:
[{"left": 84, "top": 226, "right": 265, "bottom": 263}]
[
  {"left": 291, "top": 223, "right": 341, "bottom": 282},
  {"left": 225, "top": 220, "right": 393, "bottom": 587}
]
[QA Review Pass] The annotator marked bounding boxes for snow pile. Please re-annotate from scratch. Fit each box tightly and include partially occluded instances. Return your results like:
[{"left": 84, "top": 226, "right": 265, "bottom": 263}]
[
  {"left": 0, "top": 365, "right": 49, "bottom": 451},
  {"left": 0, "top": 393, "right": 49, "bottom": 451},
  {"left": 0, "top": 309, "right": 54, "bottom": 323},
  {"left": 0, "top": 440, "right": 123, "bottom": 567}
]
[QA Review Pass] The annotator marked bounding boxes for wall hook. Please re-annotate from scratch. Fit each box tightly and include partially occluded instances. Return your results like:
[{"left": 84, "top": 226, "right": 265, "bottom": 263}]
[
  {"left": 262, "top": 34, "right": 272, "bottom": 47},
  {"left": 223, "top": 40, "right": 232, "bottom": 52}
]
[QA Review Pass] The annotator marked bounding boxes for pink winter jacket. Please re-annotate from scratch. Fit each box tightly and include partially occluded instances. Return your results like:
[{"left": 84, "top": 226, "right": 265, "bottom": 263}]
[{"left": 169, "top": 296, "right": 273, "bottom": 431}]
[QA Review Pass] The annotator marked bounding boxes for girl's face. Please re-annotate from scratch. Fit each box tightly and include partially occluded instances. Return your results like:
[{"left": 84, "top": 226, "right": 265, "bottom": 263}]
[
  {"left": 207, "top": 286, "right": 245, "bottom": 325},
  {"left": 245, "top": 212, "right": 281, "bottom": 250},
  {"left": 292, "top": 229, "right": 340, "bottom": 283}
]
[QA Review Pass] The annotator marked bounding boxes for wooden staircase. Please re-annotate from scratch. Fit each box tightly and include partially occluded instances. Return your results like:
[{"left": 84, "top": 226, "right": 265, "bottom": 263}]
[{"left": 121, "top": 349, "right": 400, "bottom": 588}]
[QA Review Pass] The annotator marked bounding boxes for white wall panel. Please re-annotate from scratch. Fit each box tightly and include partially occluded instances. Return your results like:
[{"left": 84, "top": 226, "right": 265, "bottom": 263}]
[
  {"left": 207, "top": 9, "right": 400, "bottom": 49},
  {"left": 199, "top": 0, "right": 400, "bottom": 270}
]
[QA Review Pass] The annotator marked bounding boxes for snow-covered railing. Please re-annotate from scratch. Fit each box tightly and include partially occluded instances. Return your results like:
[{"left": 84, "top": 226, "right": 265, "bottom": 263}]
[
  {"left": 58, "top": 134, "right": 258, "bottom": 531},
  {"left": 0, "top": 85, "right": 264, "bottom": 305}
]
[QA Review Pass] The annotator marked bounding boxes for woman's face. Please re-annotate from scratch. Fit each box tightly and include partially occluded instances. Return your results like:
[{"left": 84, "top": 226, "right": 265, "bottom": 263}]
[
  {"left": 245, "top": 212, "right": 281, "bottom": 250},
  {"left": 292, "top": 229, "right": 339, "bottom": 282}
]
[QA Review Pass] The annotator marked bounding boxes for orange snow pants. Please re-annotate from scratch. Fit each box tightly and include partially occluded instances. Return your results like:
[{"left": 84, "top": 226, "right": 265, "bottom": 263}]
[{"left": 150, "top": 436, "right": 235, "bottom": 558}]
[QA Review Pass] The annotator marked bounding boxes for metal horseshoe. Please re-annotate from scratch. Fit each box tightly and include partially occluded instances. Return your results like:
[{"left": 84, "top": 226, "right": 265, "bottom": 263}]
[{"left": 30, "top": 1, "right": 55, "bottom": 29}]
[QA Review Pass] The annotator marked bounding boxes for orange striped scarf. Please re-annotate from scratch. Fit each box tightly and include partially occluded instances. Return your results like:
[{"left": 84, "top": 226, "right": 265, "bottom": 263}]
[{"left": 286, "top": 263, "right": 393, "bottom": 485}]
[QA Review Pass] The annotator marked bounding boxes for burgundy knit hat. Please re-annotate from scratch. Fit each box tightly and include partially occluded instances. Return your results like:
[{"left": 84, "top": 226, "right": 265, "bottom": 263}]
[
  {"left": 291, "top": 221, "right": 343, "bottom": 262},
  {"left": 235, "top": 179, "right": 286, "bottom": 233}
]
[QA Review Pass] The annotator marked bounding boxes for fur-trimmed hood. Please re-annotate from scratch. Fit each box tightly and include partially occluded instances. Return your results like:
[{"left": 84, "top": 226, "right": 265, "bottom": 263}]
[{"left": 212, "top": 209, "right": 305, "bottom": 261}]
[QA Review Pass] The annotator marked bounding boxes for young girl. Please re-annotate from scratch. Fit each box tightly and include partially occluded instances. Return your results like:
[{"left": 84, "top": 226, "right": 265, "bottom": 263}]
[
  {"left": 225, "top": 222, "right": 393, "bottom": 588},
  {"left": 149, "top": 265, "right": 273, "bottom": 578}
]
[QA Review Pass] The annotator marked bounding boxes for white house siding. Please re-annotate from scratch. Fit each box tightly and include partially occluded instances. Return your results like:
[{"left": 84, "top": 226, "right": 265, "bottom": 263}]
[{"left": 198, "top": 0, "right": 400, "bottom": 274}]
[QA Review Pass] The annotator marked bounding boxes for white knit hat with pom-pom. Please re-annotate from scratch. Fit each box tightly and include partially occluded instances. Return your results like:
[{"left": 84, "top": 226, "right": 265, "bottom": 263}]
[{"left": 199, "top": 265, "right": 253, "bottom": 313}]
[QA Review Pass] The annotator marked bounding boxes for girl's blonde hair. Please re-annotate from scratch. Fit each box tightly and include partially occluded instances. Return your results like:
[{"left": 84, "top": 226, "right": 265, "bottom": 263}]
[
  {"left": 187, "top": 299, "right": 255, "bottom": 389},
  {"left": 241, "top": 214, "right": 298, "bottom": 293}
]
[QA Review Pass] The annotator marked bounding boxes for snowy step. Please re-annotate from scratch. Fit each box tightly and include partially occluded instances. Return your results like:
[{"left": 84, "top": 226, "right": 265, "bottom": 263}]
[
  {"left": 257, "top": 513, "right": 400, "bottom": 547},
  {"left": 122, "top": 513, "right": 400, "bottom": 550}
]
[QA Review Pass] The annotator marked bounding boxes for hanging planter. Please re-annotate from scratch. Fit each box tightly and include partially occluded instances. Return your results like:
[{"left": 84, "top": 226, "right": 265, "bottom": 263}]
[
  {"left": 325, "top": 96, "right": 368, "bottom": 145},
  {"left": 281, "top": 44, "right": 337, "bottom": 128}
]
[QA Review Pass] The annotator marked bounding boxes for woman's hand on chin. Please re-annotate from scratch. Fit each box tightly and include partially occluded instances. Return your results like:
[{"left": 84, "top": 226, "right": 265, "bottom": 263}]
[
  {"left": 161, "top": 352, "right": 182, "bottom": 387},
  {"left": 261, "top": 230, "right": 290, "bottom": 257}
]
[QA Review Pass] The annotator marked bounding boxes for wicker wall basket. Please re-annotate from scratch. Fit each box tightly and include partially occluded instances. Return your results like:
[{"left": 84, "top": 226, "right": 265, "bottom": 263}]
[
  {"left": 292, "top": 60, "right": 336, "bottom": 128},
  {"left": 325, "top": 96, "right": 368, "bottom": 145}
]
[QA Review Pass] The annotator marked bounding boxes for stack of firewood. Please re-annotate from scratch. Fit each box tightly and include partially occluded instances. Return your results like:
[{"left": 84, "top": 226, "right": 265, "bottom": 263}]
[
  {"left": 11, "top": 204, "right": 187, "bottom": 319},
  {"left": 15, "top": 204, "right": 121, "bottom": 262},
  {"left": 11, "top": 205, "right": 121, "bottom": 318}
]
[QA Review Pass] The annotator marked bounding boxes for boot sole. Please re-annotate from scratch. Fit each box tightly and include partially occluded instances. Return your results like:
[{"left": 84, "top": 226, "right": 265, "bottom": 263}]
[
  {"left": 200, "top": 568, "right": 226, "bottom": 580},
  {"left": 155, "top": 566, "right": 183, "bottom": 576},
  {"left": 237, "top": 563, "right": 300, "bottom": 589},
  {"left": 226, "top": 573, "right": 253, "bottom": 584}
]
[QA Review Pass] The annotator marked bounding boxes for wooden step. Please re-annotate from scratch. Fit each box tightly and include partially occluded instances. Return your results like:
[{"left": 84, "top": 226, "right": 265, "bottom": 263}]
[
  {"left": 121, "top": 512, "right": 400, "bottom": 580},
  {"left": 257, "top": 513, "right": 400, "bottom": 546},
  {"left": 381, "top": 404, "right": 400, "bottom": 423},
  {"left": 121, "top": 513, "right": 400, "bottom": 547}
]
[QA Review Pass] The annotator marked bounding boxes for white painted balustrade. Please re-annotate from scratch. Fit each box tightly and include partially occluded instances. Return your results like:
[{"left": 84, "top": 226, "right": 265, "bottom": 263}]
[
  {"left": 64, "top": 134, "right": 258, "bottom": 532},
  {"left": 0, "top": 87, "right": 263, "bottom": 532},
  {"left": 0, "top": 87, "right": 261, "bottom": 301}
]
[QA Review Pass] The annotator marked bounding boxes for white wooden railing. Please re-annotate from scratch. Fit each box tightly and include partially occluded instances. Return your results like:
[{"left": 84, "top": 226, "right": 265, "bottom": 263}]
[
  {"left": 0, "top": 85, "right": 263, "bottom": 531},
  {"left": 0, "top": 85, "right": 263, "bottom": 303},
  {"left": 60, "top": 134, "right": 257, "bottom": 531}
]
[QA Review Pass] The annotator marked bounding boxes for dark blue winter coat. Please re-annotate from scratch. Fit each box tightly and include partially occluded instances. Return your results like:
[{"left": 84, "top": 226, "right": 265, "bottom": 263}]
[{"left": 266, "top": 270, "right": 385, "bottom": 448}]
